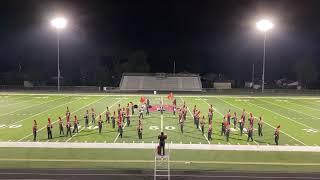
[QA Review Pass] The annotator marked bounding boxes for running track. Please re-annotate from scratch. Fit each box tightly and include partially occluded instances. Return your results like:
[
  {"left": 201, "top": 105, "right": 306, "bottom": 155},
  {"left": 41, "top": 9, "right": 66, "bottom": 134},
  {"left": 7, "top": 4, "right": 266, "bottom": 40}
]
[{"left": 0, "top": 169, "right": 319, "bottom": 180}]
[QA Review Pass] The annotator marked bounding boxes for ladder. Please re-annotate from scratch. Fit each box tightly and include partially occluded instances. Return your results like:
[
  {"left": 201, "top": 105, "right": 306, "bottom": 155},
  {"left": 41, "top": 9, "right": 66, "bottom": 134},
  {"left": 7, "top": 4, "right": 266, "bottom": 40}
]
[{"left": 154, "top": 144, "right": 170, "bottom": 180}]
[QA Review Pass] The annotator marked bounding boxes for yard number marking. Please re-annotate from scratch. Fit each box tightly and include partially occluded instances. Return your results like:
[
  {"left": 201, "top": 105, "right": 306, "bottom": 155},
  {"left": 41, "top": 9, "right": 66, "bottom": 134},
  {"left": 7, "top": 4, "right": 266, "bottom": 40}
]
[
  {"left": 149, "top": 126, "right": 175, "bottom": 130},
  {"left": 302, "top": 129, "right": 318, "bottom": 133}
]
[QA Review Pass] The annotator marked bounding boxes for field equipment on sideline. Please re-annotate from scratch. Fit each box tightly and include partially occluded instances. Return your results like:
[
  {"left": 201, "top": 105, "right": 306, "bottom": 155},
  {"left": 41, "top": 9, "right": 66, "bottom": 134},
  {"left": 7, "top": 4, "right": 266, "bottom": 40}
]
[{"left": 154, "top": 144, "right": 170, "bottom": 180}]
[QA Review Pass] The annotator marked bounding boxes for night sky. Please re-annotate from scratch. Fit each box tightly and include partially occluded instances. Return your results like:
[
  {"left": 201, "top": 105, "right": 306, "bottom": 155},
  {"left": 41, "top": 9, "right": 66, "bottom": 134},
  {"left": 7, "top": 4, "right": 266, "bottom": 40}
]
[{"left": 0, "top": 0, "right": 319, "bottom": 84}]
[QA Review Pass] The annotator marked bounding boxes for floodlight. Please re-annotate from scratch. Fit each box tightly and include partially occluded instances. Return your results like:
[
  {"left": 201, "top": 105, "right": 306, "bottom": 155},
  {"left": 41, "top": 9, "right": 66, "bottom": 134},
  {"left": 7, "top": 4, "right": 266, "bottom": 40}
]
[{"left": 256, "top": 19, "right": 273, "bottom": 32}]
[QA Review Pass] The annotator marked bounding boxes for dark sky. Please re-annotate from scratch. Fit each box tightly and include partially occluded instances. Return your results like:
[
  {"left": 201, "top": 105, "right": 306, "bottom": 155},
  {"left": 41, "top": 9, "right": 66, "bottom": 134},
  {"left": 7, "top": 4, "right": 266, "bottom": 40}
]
[{"left": 0, "top": 0, "right": 320, "bottom": 81}]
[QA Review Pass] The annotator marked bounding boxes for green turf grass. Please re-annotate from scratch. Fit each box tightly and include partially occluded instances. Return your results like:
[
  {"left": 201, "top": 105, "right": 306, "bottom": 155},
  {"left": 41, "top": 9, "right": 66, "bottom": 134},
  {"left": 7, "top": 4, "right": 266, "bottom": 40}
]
[
  {"left": 0, "top": 94, "right": 319, "bottom": 145},
  {"left": 0, "top": 147, "right": 319, "bottom": 172}
]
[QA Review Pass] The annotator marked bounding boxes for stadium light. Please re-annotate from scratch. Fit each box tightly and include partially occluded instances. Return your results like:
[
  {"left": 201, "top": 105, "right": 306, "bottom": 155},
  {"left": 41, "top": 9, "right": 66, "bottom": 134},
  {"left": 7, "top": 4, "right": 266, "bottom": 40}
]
[
  {"left": 256, "top": 19, "right": 273, "bottom": 32},
  {"left": 256, "top": 19, "right": 273, "bottom": 93},
  {"left": 51, "top": 17, "right": 67, "bottom": 29},
  {"left": 51, "top": 17, "right": 67, "bottom": 91}
]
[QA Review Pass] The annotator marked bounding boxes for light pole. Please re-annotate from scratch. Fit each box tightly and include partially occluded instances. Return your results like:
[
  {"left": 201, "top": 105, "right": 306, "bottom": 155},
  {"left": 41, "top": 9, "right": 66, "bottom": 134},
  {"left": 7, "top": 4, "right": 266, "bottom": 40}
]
[
  {"left": 256, "top": 19, "right": 273, "bottom": 93},
  {"left": 50, "top": 17, "right": 67, "bottom": 91}
]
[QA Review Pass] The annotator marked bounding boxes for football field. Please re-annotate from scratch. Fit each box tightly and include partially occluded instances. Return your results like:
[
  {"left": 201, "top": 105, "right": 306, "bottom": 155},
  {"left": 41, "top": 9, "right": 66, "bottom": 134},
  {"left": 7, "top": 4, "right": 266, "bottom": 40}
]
[
  {"left": 0, "top": 93, "right": 319, "bottom": 146},
  {"left": 0, "top": 92, "right": 320, "bottom": 173}
]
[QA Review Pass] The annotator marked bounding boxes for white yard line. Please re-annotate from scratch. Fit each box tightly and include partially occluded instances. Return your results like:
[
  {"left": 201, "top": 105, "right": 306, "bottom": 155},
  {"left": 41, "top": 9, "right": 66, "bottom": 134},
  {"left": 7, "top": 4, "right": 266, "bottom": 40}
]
[
  {"left": 66, "top": 98, "right": 122, "bottom": 142},
  {"left": 18, "top": 96, "right": 106, "bottom": 142},
  {"left": 202, "top": 98, "right": 259, "bottom": 145},
  {"left": 260, "top": 98, "right": 320, "bottom": 121},
  {"left": 179, "top": 97, "right": 210, "bottom": 144},
  {"left": 113, "top": 98, "right": 132, "bottom": 143},
  {"left": 288, "top": 100, "right": 320, "bottom": 112},
  {"left": 247, "top": 100, "right": 317, "bottom": 131},
  {"left": 0, "top": 96, "right": 67, "bottom": 118},
  {"left": 0, "top": 95, "right": 31, "bottom": 107},
  {"left": 0, "top": 141, "right": 319, "bottom": 152},
  {"left": 216, "top": 97, "right": 307, "bottom": 146},
  {"left": 9, "top": 97, "right": 78, "bottom": 126},
  {"left": 113, "top": 123, "right": 127, "bottom": 143}
]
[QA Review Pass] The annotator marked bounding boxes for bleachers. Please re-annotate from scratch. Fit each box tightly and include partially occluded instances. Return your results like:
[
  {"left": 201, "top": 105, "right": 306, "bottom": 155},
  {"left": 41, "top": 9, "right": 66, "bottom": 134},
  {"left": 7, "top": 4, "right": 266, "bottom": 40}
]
[{"left": 119, "top": 73, "right": 202, "bottom": 92}]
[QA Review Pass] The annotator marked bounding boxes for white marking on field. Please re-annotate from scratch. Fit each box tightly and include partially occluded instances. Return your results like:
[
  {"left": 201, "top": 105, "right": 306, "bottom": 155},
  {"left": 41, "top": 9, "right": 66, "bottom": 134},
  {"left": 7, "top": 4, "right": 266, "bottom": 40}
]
[
  {"left": 0, "top": 96, "right": 66, "bottom": 117},
  {"left": 34, "top": 96, "right": 49, "bottom": 99},
  {"left": 180, "top": 97, "right": 210, "bottom": 144},
  {"left": 75, "top": 97, "right": 89, "bottom": 100},
  {"left": 235, "top": 99, "right": 250, "bottom": 102},
  {"left": 17, "top": 96, "right": 107, "bottom": 142},
  {"left": 9, "top": 98, "right": 79, "bottom": 126},
  {"left": 258, "top": 98, "right": 320, "bottom": 130},
  {"left": 195, "top": 98, "right": 208, "bottom": 101},
  {"left": 216, "top": 97, "right": 307, "bottom": 146},
  {"left": 68, "top": 98, "right": 122, "bottom": 143},
  {"left": 230, "top": 128, "right": 237, "bottom": 132},
  {"left": 275, "top": 99, "right": 289, "bottom": 102},
  {"left": 302, "top": 129, "right": 318, "bottom": 133}
]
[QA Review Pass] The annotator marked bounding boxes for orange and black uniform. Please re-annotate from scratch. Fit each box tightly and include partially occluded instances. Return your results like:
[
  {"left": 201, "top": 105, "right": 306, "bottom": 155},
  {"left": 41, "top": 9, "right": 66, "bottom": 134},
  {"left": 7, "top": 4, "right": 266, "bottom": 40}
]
[
  {"left": 106, "top": 109, "right": 110, "bottom": 124},
  {"left": 98, "top": 118, "right": 103, "bottom": 133},
  {"left": 208, "top": 126, "right": 213, "bottom": 141},
  {"left": 59, "top": 118, "right": 64, "bottom": 135},
  {"left": 47, "top": 122, "right": 53, "bottom": 139},
  {"left": 66, "top": 121, "right": 72, "bottom": 137},
  {"left": 111, "top": 112, "right": 116, "bottom": 129},
  {"left": 73, "top": 117, "right": 78, "bottom": 133}
]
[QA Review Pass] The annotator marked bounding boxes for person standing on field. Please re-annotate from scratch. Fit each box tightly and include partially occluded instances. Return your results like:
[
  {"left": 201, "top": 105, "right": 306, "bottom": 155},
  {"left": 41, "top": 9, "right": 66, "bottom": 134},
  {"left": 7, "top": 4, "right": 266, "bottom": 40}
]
[
  {"left": 119, "top": 122, "right": 123, "bottom": 138},
  {"left": 179, "top": 116, "right": 184, "bottom": 133},
  {"left": 33, "top": 120, "right": 37, "bottom": 141},
  {"left": 225, "top": 123, "right": 230, "bottom": 142},
  {"left": 226, "top": 109, "right": 231, "bottom": 125},
  {"left": 195, "top": 110, "right": 200, "bottom": 129},
  {"left": 247, "top": 126, "right": 254, "bottom": 142},
  {"left": 111, "top": 111, "right": 116, "bottom": 129},
  {"left": 137, "top": 119, "right": 143, "bottom": 139},
  {"left": 221, "top": 117, "right": 227, "bottom": 136},
  {"left": 239, "top": 116, "right": 244, "bottom": 136},
  {"left": 208, "top": 124, "right": 213, "bottom": 141},
  {"left": 66, "top": 120, "right": 72, "bottom": 137},
  {"left": 73, "top": 115, "right": 79, "bottom": 133},
  {"left": 47, "top": 118, "right": 53, "bottom": 139},
  {"left": 158, "top": 132, "right": 167, "bottom": 156},
  {"left": 130, "top": 102, "right": 134, "bottom": 115},
  {"left": 139, "top": 106, "right": 144, "bottom": 119},
  {"left": 258, "top": 116, "right": 263, "bottom": 137},
  {"left": 106, "top": 107, "right": 110, "bottom": 124},
  {"left": 91, "top": 108, "right": 96, "bottom": 125},
  {"left": 274, "top": 125, "right": 280, "bottom": 145},
  {"left": 200, "top": 115, "right": 205, "bottom": 135},
  {"left": 172, "top": 99, "right": 177, "bottom": 116},
  {"left": 84, "top": 110, "right": 89, "bottom": 128},
  {"left": 232, "top": 112, "right": 237, "bottom": 129},
  {"left": 193, "top": 105, "right": 197, "bottom": 125},
  {"left": 98, "top": 115, "right": 103, "bottom": 134},
  {"left": 249, "top": 113, "right": 254, "bottom": 128},
  {"left": 58, "top": 117, "right": 64, "bottom": 136}
]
